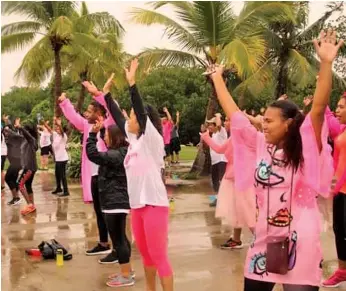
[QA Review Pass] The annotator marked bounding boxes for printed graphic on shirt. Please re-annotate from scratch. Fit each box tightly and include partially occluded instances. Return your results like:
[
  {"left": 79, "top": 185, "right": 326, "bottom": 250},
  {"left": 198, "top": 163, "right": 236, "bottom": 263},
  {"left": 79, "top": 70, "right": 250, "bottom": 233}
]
[
  {"left": 254, "top": 160, "right": 285, "bottom": 188},
  {"left": 280, "top": 191, "right": 287, "bottom": 202},
  {"left": 288, "top": 231, "right": 298, "bottom": 270},
  {"left": 249, "top": 252, "right": 267, "bottom": 277},
  {"left": 267, "top": 208, "right": 293, "bottom": 227}
]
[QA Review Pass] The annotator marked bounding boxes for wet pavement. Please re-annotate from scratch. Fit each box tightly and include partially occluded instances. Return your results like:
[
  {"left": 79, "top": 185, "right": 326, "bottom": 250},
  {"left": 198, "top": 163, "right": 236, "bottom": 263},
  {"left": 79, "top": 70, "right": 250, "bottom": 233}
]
[{"left": 1, "top": 172, "right": 343, "bottom": 291}]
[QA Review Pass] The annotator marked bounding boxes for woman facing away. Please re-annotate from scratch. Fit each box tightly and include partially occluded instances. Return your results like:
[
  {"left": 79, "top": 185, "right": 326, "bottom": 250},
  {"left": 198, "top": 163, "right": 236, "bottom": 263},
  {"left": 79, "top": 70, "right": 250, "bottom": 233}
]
[
  {"left": 86, "top": 121, "right": 134, "bottom": 288},
  {"left": 43, "top": 117, "right": 70, "bottom": 197},
  {"left": 83, "top": 59, "right": 173, "bottom": 291},
  {"left": 206, "top": 29, "right": 343, "bottom": 291},
  {"left": 200, "top": 117, "right": 256, "bottom": 249},
  {"left": 320, "top": 92, "right": 346, "bottom": 288}
]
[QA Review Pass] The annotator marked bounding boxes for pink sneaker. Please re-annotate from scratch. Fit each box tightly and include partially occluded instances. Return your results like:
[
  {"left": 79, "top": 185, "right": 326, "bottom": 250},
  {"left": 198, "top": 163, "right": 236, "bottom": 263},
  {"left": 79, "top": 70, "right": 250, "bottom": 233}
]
[{"left": 322, "top": 269, "right": 346, "bottom": 288}]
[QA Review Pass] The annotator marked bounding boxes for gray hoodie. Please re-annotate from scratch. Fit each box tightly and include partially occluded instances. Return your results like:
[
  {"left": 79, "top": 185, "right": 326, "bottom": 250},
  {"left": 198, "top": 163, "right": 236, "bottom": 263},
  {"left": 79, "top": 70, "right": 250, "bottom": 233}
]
[{"left": 4, "top": 127, "right": 23, "bottom": 168}]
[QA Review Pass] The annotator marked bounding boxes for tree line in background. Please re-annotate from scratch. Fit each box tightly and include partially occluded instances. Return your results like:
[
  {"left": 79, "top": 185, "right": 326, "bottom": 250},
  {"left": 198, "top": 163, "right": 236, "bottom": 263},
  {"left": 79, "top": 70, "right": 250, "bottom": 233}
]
[{"left": 2, "top": 1, "right": 346, "bottom": 175}]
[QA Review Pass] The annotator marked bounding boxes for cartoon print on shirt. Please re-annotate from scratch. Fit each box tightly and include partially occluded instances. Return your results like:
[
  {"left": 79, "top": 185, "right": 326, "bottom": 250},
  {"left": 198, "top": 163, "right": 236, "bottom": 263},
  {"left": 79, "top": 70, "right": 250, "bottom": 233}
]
[
  {"left": 249, "top": 252, "right": 267, "bottom": 277},
  {"left": 288, "top": 231, "right": 298, "bottom": 270},
  {"left": 280, "top": 191, "right": 287, "bottom": 202},
  {"left": 254, "top": 160, "right": 285, "bottom": 188},
  {"left": 267, "top": 208, "right": 293, "bottom": 227}
]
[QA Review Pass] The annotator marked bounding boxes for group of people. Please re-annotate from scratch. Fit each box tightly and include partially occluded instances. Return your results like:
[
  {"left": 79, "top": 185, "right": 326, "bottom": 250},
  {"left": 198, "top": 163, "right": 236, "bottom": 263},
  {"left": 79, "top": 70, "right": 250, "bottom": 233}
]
[{"left": 1, "top": 29, "right": 345, "bottom": 291}]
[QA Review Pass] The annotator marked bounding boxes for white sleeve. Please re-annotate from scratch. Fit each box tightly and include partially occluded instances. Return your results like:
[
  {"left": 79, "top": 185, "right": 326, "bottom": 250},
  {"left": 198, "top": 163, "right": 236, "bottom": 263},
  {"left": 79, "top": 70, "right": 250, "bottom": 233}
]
[{"left": 143, "top": 118, "right": 165, "bottom": 164}]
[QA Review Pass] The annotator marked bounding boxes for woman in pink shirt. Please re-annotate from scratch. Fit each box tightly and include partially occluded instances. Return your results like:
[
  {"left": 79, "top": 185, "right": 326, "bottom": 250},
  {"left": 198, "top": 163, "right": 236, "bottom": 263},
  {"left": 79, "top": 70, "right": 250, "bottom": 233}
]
[
  {"left": 200, "top": 118, "right": 256, "bottom": 249},
  {"left": 206, "top": 30, "right": 342, "bottom": 291},
  {"left": 321, "top": 92, "right": 346, "bottom": 288}
]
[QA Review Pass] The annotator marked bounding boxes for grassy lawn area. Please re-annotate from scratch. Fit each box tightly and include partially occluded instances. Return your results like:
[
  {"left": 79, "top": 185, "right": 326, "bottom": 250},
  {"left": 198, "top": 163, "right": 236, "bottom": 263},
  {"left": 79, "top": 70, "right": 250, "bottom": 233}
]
[{"left": 179, "top": 146, "right": 198, "bottom": 161}]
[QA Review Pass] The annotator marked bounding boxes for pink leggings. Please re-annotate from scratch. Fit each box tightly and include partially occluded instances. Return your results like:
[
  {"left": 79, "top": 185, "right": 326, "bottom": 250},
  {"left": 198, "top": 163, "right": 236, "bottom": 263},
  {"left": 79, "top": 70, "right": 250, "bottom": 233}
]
[{"left": 131, "top": 206, "right": 173, "bottom": 277}]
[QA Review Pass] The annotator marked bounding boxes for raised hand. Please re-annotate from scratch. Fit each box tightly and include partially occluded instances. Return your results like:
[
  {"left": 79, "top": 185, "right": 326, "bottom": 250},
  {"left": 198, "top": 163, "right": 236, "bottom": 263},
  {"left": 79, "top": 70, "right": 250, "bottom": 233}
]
[
  {"left": 176, "top": 111, "right": 180, "bottom": 117},
  {"left": 82, "top": 81, "right": 100, "bottom": 96},
  {"left": 278, "top": 94, "right": 288, "bottom": 101},
  {"left": 202, "top": 63, "right": 224, "bottom": 80},
  {"left": 163, "top": 107, "right": 168, "bottom": 113},
  {"left": 91, "top": 119, "right": 103, "bottom": 133},
  {"left": 54, "top": 117, "right": 62, "bottom": 126},
  {"left": 58, "top": 93, "right": 67, "bottom": 103},
  {"left": 103, "top": 73, "right": 115, "bottom": 94},
  {"left": 124, "top": 58, "right": 139, "bottom": 86},
  {"left": 313, "top": 29, "right": 344, "bottom": 63},
  {"left": 303, "top": 95, "right": 313, "bottom": 107},
  {"left": 14, "top": 118, "right": 21, "bottom": 128}
]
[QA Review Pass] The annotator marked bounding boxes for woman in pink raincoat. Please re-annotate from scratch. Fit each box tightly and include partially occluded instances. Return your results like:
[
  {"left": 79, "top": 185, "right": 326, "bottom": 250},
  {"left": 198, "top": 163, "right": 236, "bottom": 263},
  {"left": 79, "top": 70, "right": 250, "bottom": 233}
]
[{"left": 205, "top": 30, "right": 342, "bottom": 291}]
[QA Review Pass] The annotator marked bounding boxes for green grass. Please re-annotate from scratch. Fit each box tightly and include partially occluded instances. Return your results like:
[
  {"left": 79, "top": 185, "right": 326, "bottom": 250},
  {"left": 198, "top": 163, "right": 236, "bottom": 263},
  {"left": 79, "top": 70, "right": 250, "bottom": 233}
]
[{"left": 179, "top": 146, "right": 197, "bottom": 161}]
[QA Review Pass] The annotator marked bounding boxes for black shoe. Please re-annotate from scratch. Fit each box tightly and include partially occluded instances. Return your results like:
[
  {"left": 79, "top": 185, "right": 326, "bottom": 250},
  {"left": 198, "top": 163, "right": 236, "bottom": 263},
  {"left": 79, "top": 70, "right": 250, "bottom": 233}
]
[
  {"left": 52, "top": 189, "right": 62, "bottom": 194},
  {"left": 58, "top": 192, "right": 69, "bottom": 197},
  {"left": 85, "top": 243, "right": 111, "bottom": 256},
  {"left": 98, "top": 250, "right": 119, "bottom": 264},
  {"left": 209, "top": 199, "right": 217, "bottom": 207},
  {"left": 7, "top": 197, "right": 21, "bottom": 206}
]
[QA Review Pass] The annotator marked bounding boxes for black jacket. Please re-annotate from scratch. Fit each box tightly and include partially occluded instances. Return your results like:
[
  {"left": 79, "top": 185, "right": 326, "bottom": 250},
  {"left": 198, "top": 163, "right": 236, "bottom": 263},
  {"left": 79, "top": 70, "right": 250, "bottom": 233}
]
[{"left": 86, "top": 132, "right": 129, "bottom": 210}]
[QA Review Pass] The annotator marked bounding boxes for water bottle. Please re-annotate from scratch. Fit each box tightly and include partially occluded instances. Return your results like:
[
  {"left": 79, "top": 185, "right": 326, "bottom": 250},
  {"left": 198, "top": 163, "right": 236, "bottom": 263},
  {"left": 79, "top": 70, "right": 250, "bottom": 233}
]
[
  {"left": 56, "top": 249, "right": 64, "bottom": 267},
  {"left": 169, "top": 197, "right": 175, "bottom": 212}
]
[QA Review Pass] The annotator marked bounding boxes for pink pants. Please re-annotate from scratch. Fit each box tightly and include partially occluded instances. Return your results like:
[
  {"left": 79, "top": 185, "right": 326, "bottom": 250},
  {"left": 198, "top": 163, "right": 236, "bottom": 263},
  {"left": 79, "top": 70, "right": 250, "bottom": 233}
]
[{"left": 131, "top": 206, "right": 173, "bottom": 277}]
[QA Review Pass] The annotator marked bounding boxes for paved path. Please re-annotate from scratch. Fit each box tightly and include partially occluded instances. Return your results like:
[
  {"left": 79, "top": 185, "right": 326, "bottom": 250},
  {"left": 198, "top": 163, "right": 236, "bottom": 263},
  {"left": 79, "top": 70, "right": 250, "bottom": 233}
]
[{"left": 1, "top": 172, "right": 342, "bottom": 291}]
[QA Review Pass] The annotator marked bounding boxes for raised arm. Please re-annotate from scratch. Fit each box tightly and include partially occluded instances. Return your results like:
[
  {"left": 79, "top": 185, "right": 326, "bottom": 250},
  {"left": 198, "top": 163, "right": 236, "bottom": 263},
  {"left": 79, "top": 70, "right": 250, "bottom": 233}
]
[
  {"left": 86, "top": 122, "right": 123, "bottom": 166},
  {"left": 207, "top": 66, "right": 240, "bottom": 119},
  {"left": 125, "top": 59, "right": 148, "bottom": 134},
  {"left": 325, "top": 106, "right": 345, "bottom": 140},
  {"left": 200, "top": 130, "right": 229, "bottom": 154},
  {"left": 20, "top": 127, "right": 38, "bottom": 151},
  {"left": 175, "top": 111, "right": 180, "bottom": 127},
  {"left": 215, "top": 113, "right": 222, "bottom": 131},
  {"left": 310, "top": 29, "right": 344, "bottom": 151},
  {"left": 83, "top": 80, "right": 125, "bottom": 136},
  {"left": 58, "top": 93, "right": 85, "bottom": 132},
  {"left": 163, "top": 107, "right": 173, "bottom": 122}
]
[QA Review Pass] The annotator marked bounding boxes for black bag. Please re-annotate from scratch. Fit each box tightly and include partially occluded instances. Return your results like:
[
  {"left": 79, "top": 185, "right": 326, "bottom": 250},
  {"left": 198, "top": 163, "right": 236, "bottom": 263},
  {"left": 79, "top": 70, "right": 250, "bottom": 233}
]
[{"left": 38, "top": 239, "right": 72, "bottom": 261}]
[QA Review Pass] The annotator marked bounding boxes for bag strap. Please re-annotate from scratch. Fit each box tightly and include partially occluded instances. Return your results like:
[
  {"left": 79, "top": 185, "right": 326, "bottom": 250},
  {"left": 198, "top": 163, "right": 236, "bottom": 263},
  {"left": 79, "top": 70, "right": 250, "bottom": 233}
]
[{"left": 266, "top": 147, "right": 294, "bottom": 236}]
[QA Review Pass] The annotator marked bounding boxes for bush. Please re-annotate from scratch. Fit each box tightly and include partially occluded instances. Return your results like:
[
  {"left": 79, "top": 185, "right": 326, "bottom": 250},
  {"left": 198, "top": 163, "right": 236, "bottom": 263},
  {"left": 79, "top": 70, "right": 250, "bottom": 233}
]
[{"left": 67, "top": 143, "right": 82, "bottom": 179}]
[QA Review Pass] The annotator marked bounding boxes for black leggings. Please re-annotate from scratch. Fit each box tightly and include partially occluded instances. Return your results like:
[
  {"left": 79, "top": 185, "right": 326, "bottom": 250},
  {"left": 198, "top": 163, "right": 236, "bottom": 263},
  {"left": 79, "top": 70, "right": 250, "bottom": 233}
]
[
  {"left": 104, "top": 213, "right": 131, "bottom": 264},
  {"left": 5, "top": 164, "right": 21, "bottom": 190},
  {"left": 55, "top": 161, "right": 68, "bottom": 192},
  {"left": 91, "top": 175, "right": 108, "bottom": 243},
  {"left": 211, "top": 162, "right": 227, "bottom": 192},
  {"left": 244, "top": 278, "right": 319, "bottom": 291},
  {"left": 18, "top": 169, "right": 36, "bottom": 194},
  {"left": 333, "top": 193, "right": 346, "bottom": 261}
]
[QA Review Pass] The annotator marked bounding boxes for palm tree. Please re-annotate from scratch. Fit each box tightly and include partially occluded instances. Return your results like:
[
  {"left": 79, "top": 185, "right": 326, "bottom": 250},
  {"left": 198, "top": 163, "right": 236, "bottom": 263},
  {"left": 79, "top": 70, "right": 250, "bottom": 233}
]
[
  {"left": 266, "top": 1, "right": 346, "bottom": 98},
  {"left": 129, "top": 1, "right": 295, "bottom": 174},
  {"left": 57, "top": 2, "right": 126, "bottom": 112},
  {"left": 1, "top": 1, "right": 123, "bottom": 115}
]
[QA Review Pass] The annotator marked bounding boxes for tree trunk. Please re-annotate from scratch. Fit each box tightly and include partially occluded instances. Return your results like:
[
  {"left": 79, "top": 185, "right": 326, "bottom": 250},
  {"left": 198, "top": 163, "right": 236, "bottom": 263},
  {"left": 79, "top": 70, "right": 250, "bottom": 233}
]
[
  {"left": 54, "top": 45, "right": 63, "bottom": 116},
  {"left": 190, "top": 79, "right": 218, "bottom": 175},
  {"left": 275, "top": 50, "right": 289, "bottom": 99}
]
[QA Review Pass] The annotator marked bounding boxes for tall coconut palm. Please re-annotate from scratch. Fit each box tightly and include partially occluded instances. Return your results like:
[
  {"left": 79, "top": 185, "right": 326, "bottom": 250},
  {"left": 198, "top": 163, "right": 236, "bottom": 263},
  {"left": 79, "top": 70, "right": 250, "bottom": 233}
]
[
  {"left": 1, "top": 1, "right": 123, "bottom": 115},
  {"left": 56, "top": 2, "right": 126, "bottom": 112},
  {"left": 129, "top": 1, "right": 295, "bottom": 174},
  {"left": 266, "top": 1, "right": 346, "bottom": 98}
]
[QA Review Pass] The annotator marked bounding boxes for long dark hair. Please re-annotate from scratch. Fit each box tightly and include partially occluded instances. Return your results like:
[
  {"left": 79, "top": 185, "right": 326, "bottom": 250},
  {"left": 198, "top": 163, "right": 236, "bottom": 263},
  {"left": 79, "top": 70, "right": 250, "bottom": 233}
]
[
  {"left": 24, "top": 124, "right": 38, "bottom": 140},
  {"left": 269, "top": 100, "right": 305, "bottom": 171},
  {"left": 107, "top": 124, "right": 128, "bottom": 149},
  {"left": 138, "top": 104, "right": 162, "bottom": 138}
]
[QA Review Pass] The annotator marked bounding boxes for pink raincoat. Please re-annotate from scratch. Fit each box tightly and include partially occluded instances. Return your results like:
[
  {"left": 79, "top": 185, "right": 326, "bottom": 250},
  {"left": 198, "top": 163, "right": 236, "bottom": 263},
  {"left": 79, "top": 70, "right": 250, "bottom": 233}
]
[
  {"left": 230, "top": 111, "right": 333, "bottom": 286},
  {"left": 59, "top": 97, "right": 114, "bottom": 202}
]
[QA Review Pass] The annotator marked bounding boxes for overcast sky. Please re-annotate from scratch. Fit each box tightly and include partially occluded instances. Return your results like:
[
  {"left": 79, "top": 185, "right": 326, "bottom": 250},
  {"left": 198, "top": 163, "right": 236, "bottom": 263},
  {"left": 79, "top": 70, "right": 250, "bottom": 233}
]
[{"left": 1, "top": 1, "right": 344, "bottom": 93}]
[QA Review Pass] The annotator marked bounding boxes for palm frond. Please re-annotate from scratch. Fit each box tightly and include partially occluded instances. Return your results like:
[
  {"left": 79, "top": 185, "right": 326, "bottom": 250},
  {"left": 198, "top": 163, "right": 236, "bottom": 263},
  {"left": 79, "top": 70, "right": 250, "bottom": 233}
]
[
  {"left": 220, "top": 36, "right": 267, "bottom": 80},
  {"left": 149, "top": 1, "right": 193, "bottom": 11},
  {"left": 1, "top": 21, "right": 43, "bottom": 36},
  {"left": 51, "top": 1, "right": 77, "bottom": 18},
  {"left": 286, "top": 48, "right": 316, "bottom": 88},
  {"left": 189, "top": 1, "right": 235, "bottom": 48},
  {"left": 76, "top": 12, "right": 125, "bottom": 37},
  {"left": 81, "top": 1, "right": 89, "bottom": 16},
  {"left": 1, "top": 1, "right": 50, "bottom": 24},
  {"left": 233, "top": 58, "right": 274, "bottom": 98},
  {"left": 1, "top": 32, "right": 36, "bottom": 53},
  {"left": 137, "top": 48, "right": 206, "bottom": 71},
  {"left": 14, "top": 36, "right": 53, "bottom": 85},
  {"left": 49, "top": 16, "right": 73, "bottom": 40},
  {"left": 235, "top": 2, "right": 296, "bottom": 33},
  {"left": 295, "top": 7, "right": 334, "bottom": 44},
  {"left": 129, "top": 8, "right": 203, "bottom": 53}
]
